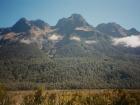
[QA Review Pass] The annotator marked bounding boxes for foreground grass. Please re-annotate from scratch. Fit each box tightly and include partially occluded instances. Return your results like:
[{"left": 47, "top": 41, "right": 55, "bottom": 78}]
[{"left": 1, "top": 85, "right": 140, "bottom": 105}]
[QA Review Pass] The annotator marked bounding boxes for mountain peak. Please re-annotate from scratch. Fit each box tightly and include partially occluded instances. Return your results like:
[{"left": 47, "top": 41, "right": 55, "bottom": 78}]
[
  {"left": 11, "top": 18, "right": 50, "bottom": 33},
  {"left": 18, "top": 17, "right": 28, "bottom": 22},
  {"left": 12, "top": 17, "right": 31, "bottom": 32},
  {"left": 31, "top": 19, "right": 49, "bottom": 29},
  {"left": 69, "top": 14, "right": 84, "bottom": 20},
  {"left": 55, "top": 14, "right": 91, "bottom": 34},
  {"left": 68, "top": 13, "right": 89, "bottom": 26},
  {"left": 96, "top": 22, "right": 127, "bottom": 37},
  {"left": 128, "top": 28, "right": 140, "bottom": 35}
]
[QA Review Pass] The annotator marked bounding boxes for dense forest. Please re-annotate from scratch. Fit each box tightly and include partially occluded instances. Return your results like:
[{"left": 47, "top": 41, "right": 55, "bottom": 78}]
[{"left": 0, "top": 44, "right": 140, "bottom": 90}]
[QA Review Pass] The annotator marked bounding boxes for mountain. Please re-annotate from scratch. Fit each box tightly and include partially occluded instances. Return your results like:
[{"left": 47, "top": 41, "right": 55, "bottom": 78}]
[
  {"left": 96, "top": 22, "right": 140, "bottom": 37},
  {"left": 0, "top": 18, "right": 53, "bottom": 48},
  {"left": 56, "top": 14, "right": 90, "bottom": 28},
  {"left": 96, "top": 22, "right": 128, "bottom": 37},
  {"left": 31, "top": 19, "right": 49, "bottom": 30},
  {"left": 12, "top": 18, "right": 50, "bottom": 33},
  {"left": 0, "top": 14, "right": 140, "bottom": 89},
  {"left": 55, "top": 14, "right": 94, "bottom": 35},
  {"left": 12, "top": 18, "right": 32, "bottom": 32},
  {"left": 127, "top": 28, "right": 140, "bottom": 35}
]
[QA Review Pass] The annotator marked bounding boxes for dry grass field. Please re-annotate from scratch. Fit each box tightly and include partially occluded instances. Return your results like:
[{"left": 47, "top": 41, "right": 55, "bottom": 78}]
[{"left": 6, "top": 89, "right": 140, "bottom": 105}]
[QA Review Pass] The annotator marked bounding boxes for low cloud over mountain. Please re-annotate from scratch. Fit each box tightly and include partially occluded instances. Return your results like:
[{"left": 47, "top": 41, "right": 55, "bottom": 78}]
[{"left": 112, "top": 35, "right": 140, "bottom": 48}]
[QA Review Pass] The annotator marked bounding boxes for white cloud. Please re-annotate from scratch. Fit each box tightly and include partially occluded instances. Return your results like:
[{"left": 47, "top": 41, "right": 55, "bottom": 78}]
[
  {"left": 85, "top": 40, "right": 96, "bottom": 44},
  {"left": 20, "top": 39, "right": 31, "bottom": 44},
  {"left": 48, "top": 34, "right": 63, "bottom": 41},
  {"left": 75, "top": 27, "right": 92, "bottom": 31},
  {"left": 112, "top": 35, "right": 140, "bottom": 48},
  {"left": 70, "top": 36, "right": 81, "bottom": 41}
]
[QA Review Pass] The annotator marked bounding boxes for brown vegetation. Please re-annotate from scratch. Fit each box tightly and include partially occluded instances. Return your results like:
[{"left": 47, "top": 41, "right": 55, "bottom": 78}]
[{"left": 0, "top": 84, "right": 140, "bottom": 105}]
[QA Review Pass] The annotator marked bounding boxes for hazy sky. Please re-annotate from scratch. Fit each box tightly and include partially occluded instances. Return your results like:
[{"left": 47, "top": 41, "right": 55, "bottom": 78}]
[{"left": 0, "top": 0, "right": 140, "bottom": 30}]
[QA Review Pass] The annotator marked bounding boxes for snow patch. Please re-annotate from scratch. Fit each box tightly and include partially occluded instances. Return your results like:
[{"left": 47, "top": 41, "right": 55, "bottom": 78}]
[
  {"left": 75, "top": 27, "right": 92, "bottom": 31},
  {"left": 112, "top": 35, "right": 140, "bottom": 48}
]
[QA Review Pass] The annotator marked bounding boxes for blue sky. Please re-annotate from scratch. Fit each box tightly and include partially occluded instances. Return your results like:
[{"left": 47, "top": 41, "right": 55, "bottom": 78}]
[{"left": 0, "top": 0, "right": 140, "bottom": 30}]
